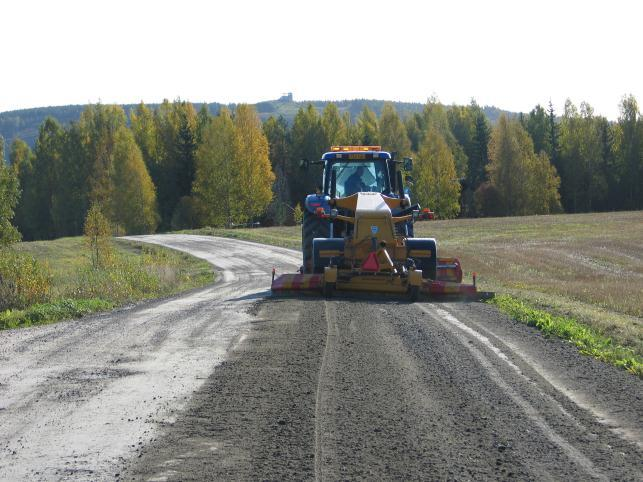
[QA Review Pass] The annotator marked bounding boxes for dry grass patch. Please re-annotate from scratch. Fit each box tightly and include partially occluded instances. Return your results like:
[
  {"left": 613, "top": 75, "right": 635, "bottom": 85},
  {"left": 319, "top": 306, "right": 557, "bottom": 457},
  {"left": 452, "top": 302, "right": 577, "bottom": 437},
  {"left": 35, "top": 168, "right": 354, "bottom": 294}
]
[{"left": 416, "top": 211, "right": 643, "bottom": 355}]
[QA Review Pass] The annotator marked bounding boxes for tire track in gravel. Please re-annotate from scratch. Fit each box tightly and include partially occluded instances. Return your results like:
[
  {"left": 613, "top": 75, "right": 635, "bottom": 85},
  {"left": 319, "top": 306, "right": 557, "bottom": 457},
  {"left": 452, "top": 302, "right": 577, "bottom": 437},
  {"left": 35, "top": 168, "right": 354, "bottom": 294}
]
[
  {"left": 417, "top": 303, "right": 606, "bottom": 481},
  {"left": 307, "top": 299, "right": 641, "bottom": 480},
  {"left": 434, "top": 301, "right": 643, "bottom": 450},
  {"left": 313, "top": 300, "right": 334, "bottom": 481}
]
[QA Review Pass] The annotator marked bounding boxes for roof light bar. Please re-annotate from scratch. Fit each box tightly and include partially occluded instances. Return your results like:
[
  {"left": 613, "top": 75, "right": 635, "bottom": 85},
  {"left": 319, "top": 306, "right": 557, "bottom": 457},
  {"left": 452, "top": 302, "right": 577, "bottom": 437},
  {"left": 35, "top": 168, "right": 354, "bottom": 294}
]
[{"left": 330, "top": 146, "right": 381, "bottom": 152}]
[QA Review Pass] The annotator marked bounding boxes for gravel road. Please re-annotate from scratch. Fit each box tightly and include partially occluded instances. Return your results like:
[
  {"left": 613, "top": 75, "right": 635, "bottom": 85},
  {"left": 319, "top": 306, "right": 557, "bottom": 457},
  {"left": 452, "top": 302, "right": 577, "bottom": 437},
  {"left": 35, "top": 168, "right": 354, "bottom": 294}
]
[
  {"left": 1, "top": 235, "right": 641, "bottom": 480},
  {"left": 0, "top": 235, "right": 298, "bottom": 480}
]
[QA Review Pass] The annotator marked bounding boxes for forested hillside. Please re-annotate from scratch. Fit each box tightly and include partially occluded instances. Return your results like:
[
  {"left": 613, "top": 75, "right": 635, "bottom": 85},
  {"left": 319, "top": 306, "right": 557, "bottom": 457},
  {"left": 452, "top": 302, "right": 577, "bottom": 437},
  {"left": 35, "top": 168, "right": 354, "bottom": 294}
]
[
  {"left": 0, "top": 95, "right": 641, "bottom": 245},
  {"left": 0, "top": 97, "right": 511, "bottom": 148}
]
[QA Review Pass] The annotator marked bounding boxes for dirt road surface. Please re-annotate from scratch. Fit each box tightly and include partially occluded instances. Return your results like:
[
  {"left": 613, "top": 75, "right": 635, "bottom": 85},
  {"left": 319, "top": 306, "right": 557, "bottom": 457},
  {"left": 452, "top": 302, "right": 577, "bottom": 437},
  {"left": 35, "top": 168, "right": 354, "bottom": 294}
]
[{"left": 1, "top": 235, "right": 641, "bottom": 480}]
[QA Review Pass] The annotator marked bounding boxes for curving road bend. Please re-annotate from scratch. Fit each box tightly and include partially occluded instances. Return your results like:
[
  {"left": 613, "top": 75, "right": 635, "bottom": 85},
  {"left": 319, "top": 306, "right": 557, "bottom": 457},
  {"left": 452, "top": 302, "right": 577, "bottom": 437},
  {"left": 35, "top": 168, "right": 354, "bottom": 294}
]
[
  {"left": 0, "top": 235, "right": 641, "bottom": 480},
  {"left": 0, "top": 235, "right": 298, "bottom": 480}
]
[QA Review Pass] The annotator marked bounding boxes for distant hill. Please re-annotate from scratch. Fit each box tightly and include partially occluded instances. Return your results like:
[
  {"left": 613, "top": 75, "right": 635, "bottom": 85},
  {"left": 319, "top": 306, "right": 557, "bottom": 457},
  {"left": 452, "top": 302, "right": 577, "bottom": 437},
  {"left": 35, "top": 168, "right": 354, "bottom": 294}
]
[{"left": 0, "top": 96, "right": 514, "bottom": 149}]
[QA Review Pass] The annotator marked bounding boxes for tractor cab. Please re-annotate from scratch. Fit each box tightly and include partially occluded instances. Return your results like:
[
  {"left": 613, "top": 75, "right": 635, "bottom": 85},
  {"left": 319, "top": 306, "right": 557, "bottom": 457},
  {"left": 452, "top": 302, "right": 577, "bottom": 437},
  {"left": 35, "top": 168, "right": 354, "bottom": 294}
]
[
  {"left": 322, "top": 146, "right": 395, "bottom": 197},
  {"left": 320, "top": 146, "right": 412, "bottom": 199},
  {"left": 304, "top": 146, "right": 412, "bottom": 216}
]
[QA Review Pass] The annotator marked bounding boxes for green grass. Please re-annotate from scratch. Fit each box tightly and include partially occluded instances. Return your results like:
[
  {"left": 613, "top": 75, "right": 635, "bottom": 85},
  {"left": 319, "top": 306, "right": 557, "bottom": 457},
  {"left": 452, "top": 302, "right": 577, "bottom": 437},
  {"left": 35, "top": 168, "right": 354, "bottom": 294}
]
[
  {"left": 490, "top": 295, "right": 642, "bottom": 377},
  {"left": 2, "top": 237, "right": 214, "bottom": 330},
  {"left": 182, "top": 210, "right": 643, "bottom": 370},
  {"left": 1, "top": 299, "right": 114, "bottom": 330}
]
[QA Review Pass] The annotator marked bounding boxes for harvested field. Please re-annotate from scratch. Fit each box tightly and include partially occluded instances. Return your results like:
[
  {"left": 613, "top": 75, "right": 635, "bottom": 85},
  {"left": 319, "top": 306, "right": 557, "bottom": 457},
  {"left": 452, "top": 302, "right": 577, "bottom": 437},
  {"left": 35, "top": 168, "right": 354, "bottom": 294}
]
[{"left": 420, "top": 212, "right": 643, "bottom": 354}]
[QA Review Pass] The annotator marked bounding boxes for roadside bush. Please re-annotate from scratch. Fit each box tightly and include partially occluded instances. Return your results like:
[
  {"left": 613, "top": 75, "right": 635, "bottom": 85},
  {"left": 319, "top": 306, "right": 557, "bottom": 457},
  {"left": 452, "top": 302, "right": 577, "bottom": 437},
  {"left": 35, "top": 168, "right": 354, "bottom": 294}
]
[
  {"left": 74, "top": 257, "right": 160, "bottom": 302},
  {"left": 72, "top": 245, "right": 193, "bottom": 303},
  {"left": 0, "top": 249, "right": 51, "bottom": 310},
  {"left": 84, "top": 204, "right": 114, "bottom": 269}
]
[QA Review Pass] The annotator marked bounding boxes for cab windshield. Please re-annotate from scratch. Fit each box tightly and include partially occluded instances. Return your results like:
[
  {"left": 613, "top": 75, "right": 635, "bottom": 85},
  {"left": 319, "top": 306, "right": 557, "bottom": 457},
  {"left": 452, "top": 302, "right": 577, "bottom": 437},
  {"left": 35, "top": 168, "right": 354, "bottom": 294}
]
[{"left": 327, "top": 161, "right": 390, "bottom": 197}]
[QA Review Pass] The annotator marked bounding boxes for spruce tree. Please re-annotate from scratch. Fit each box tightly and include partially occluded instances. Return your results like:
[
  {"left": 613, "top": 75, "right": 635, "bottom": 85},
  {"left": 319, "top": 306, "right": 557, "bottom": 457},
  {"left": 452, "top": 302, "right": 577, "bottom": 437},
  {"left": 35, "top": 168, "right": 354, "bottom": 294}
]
[
  {"left": 263, "top": 116, "right": 291, "bottom": 225},
  {"left": 471, "top": 111, "right": 490, "bottom": 187},
  {"left": 51, "top": 124, "right": 92, "bottom": 237},
  {"left": 526, "top": 104, "right": 550, "bottom": 155},
  {"left": 547, "top": 101, "right": 561, "bottom": 171},
  {"left": 289, "top": 105, "right": 326, "bottom": 204},
  {"left": 153, "top": 99, "right": 199, "bottom": 229},
  {"left": 30, "top": 118, "right": 65, "bottom": 239}
]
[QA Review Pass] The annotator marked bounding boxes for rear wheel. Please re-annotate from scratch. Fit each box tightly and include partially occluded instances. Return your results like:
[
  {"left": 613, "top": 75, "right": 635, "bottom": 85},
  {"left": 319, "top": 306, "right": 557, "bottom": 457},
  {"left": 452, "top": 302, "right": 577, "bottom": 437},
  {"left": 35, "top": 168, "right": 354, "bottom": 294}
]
[
  {"left": 302, "top": 209, "right": 330, "bottom": 274},
  {"left": 414, "top": 257, "right": 437, "bottom": 280},
  {"left": 409, "top": 285, "right": 419, "bottom": 302},
  {"left": 323, "top": 282, "right": 335, "bottom": 298}
]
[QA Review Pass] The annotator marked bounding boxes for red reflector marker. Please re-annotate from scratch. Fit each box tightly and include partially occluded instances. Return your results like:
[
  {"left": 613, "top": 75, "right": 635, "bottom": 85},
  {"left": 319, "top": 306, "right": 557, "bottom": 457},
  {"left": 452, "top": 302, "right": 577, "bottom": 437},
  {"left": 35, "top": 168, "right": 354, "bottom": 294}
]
[{"left": 361, "top": 252, "right": 380, "bottom": 271}]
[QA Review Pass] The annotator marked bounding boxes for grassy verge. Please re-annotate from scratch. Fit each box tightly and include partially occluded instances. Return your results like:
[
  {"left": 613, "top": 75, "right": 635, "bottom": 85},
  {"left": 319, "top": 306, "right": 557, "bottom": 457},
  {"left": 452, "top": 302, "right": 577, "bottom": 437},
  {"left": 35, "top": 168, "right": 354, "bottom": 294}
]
[
  {"left": 1, "top": 237, "right": 214, "bottom": 330},
  {"left": 490, "top": 295, "right": 642, "bottom": 377},
  {"left": 182, "top": 211, "right": 643, "bottom": 370},
  {"left": 1, "top": 299, "right": 114, "bottom": 330}
]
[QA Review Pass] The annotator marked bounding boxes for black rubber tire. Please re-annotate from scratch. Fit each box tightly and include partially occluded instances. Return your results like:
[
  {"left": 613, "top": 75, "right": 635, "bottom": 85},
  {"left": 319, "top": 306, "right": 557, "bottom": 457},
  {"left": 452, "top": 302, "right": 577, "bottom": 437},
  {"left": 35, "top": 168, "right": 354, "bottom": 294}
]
[
  {"left": 417, "top": 257, "right": 437, "bottom": 280},
  {"left": 323, "top": 282, "right": 335, "bottom": 298},
  {"left": 406, "top": 239, "right": 438, "bottom": 280},
  {"left": 409, "top": 285, "right": 420, "bottom": 302},
  {"left": 302, "top": 209, "right": 330, "bottom": 274}
]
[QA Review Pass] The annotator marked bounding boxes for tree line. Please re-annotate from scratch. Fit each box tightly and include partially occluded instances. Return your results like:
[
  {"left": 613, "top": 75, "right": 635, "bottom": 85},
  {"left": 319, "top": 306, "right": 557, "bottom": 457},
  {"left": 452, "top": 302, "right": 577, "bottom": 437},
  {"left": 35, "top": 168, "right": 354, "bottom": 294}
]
[
  {"left": 0, "top": 95, "right": 641, "bottom": 243},
  {"left": 0, "top": 99, "right": 512, "bottom": 149}
]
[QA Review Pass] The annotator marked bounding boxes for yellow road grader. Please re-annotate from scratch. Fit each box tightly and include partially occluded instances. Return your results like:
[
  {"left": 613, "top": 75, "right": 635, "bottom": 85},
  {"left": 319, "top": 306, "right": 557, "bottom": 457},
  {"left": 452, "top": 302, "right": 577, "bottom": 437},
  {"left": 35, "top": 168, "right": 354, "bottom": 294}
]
[{"left": 271, "top": 146, "right": 489, "bottom": 301}]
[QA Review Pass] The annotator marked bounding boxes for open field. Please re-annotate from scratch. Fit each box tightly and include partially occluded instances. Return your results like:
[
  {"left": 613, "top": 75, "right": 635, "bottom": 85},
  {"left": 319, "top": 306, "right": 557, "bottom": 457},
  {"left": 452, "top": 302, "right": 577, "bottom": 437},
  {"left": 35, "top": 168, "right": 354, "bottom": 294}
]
[
  {"left": 185, "top": 211, "right": 643, "bottom": 356},
  {"left": 2, "top": 237, "right": 214, "bottom": 329}
]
